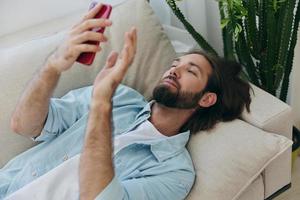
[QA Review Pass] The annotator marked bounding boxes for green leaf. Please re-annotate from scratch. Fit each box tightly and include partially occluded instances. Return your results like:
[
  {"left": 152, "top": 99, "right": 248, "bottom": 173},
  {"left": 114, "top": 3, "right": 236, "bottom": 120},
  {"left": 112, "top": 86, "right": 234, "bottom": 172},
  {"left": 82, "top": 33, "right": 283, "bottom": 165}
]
[
  {"left": 234, "top": 24, "right": 243, "bottom": 41},
  {"left": 273, "top": 63, "right": 284, "bottom": 89},
  {"left": 280, "top": 0, "right": 300, "bottom": 101},
  {"left": 221, "top": 18, "right": 230, "bottom": 29},
  {"left": 165, "top": 0, "right": 218, "bottom": 56},
  {"left": 273, "top": 0, "right": 288, "bottom": 11}
]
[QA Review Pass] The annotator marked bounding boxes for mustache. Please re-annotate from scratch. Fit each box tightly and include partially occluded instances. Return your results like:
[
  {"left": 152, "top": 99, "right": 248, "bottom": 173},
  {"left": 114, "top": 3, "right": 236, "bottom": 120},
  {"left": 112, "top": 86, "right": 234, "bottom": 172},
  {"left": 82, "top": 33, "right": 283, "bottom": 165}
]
[{"left": 162, "top": 75, "right": 180, "bottom": 88}]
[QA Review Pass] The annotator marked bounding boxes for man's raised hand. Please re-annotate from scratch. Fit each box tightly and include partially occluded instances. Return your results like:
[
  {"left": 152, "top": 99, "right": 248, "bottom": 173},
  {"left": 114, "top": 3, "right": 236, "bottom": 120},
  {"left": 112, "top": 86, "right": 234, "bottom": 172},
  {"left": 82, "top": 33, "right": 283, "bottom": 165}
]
[
  {"left": 92, "top": 27, "right": 137, "bottom": 103},
  {"left": 79, "top": 27, "right": 137, "bottom": 200},
  {"left": 47, "top": 3, "right": 112, "bottom": 74}
]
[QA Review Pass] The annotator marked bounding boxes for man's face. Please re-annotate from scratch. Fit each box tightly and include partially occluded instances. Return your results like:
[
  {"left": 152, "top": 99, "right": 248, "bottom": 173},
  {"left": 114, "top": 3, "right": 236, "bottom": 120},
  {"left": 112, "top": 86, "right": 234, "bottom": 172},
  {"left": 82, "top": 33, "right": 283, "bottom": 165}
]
[{"left": 153, "top": 53, "right": 213, "bottom": 109}]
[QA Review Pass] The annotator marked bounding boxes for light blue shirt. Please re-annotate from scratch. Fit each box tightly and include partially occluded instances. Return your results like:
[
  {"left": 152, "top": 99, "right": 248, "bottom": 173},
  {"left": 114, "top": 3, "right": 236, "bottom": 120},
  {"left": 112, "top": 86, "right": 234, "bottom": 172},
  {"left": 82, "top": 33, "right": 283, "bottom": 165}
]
[{"left": 0, "top": 84, "right": 195, "bottom": 200}]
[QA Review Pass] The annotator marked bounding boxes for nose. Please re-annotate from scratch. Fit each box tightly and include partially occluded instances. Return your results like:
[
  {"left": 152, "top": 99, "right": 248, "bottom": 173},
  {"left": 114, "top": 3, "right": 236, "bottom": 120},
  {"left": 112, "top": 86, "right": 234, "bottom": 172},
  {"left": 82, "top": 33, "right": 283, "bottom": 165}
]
[{"left": 169, "top": 66, "right": 180, "bottom": 78}]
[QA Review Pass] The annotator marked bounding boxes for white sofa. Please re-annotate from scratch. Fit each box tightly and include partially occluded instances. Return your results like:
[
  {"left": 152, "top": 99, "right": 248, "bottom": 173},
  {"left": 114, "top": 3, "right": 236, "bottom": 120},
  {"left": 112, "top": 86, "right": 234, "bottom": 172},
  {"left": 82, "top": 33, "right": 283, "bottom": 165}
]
[{"left": 0, "top": 0, "right": 293, "bottom": 199}]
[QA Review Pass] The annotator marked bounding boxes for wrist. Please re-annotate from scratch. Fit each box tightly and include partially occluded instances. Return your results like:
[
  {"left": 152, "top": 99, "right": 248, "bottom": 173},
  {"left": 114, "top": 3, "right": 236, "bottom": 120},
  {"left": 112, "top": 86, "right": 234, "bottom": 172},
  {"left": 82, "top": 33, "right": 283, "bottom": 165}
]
[
  {"left": 45, "top": 58, "right": 62, "bottom": 76},
  {"left": 91, "top": 100, "right": 112, "bottom": 112}
]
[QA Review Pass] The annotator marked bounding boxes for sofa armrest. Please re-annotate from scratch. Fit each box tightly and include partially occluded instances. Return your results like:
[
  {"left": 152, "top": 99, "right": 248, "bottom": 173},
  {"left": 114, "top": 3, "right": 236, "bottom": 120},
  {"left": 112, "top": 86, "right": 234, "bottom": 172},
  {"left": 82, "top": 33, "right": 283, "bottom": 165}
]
[
  {"left": 242, "top": 84, "right": 293, "bottom": 139},
  {"left": 241, "top": 84, "right": 292, "bottom": 199}
]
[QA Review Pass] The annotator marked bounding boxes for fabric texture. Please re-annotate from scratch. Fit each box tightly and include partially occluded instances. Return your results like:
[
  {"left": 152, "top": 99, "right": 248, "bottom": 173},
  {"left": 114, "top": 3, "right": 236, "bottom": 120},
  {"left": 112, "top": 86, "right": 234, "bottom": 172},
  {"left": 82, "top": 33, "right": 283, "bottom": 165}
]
[
  {"left": 186, "top": 119, "right": 292, "bottom": 200},
  {"left": 113, "top": 119, "right": 168, "bottom": 155},
  {"left": 0, "top": 0, "right": 176, "bottom": 167},
  {"left": 6, "top": 152, "right": 193, "bottom": 200},
  {"left": 237, "top": 175, "right": 264, "bottom": 200},
  {"left": 1, "top": 85, "right": 195, "bottom": 199},
  {"left": 241, "top": 84, "right": 293, "bottom": 198}
]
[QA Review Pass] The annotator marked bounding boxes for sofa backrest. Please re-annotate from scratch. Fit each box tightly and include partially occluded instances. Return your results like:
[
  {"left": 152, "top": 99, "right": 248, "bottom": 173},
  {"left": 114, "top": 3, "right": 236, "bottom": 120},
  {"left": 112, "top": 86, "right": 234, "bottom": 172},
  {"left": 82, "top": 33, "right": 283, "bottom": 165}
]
[{"left": 0, "top": 0, "right": 176, "bottom": 167}]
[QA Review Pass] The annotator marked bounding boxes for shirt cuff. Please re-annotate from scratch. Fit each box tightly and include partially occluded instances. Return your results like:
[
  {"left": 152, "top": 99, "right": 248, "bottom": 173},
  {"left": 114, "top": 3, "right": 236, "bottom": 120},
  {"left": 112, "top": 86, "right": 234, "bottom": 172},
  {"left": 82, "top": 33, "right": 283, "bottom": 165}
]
[
  {"left": 95, "top": 176, "right": 125, "bottom": 200},
  {"left": 31, "top": 102, "right": 57, "bottom": 142}
]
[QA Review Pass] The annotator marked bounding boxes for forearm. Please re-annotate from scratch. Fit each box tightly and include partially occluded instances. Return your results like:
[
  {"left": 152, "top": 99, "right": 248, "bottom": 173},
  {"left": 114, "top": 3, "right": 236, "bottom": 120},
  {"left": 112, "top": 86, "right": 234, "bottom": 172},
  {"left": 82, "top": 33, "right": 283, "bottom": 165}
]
[
  {"left": 80, "top": 100, "right": 114, "bottom": 200},
  {"left": 10, "top": 60, "right": 61, "bottom": 137}
]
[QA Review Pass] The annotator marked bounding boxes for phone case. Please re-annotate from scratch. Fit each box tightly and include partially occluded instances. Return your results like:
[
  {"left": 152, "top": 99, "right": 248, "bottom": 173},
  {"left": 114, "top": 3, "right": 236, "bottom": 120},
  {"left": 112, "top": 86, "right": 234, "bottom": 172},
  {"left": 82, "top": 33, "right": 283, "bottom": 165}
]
[{"left": 76, "top": 3, "right": 112, "bottom": 65}]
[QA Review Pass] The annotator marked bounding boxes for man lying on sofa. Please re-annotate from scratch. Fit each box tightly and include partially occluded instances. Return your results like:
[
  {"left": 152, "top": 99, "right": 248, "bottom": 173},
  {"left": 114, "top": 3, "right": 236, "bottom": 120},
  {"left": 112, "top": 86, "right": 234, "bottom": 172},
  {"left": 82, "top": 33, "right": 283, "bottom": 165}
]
[{"left": 0, "top": 3, "right": 251, "bottom": 200}]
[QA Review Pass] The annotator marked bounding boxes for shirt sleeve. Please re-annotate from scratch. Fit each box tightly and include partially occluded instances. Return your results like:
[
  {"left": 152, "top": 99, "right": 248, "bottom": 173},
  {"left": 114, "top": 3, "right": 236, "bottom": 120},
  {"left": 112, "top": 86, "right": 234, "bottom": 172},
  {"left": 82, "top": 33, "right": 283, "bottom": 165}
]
[
  {"left": 32, "top": 84, "right": 145, "bottom": 142},
  {"left": 32, "top": 86, "right": 93, "bottom": 142},
  {"left": 95, "top": 170, "right": 195, "bottom": 200}
]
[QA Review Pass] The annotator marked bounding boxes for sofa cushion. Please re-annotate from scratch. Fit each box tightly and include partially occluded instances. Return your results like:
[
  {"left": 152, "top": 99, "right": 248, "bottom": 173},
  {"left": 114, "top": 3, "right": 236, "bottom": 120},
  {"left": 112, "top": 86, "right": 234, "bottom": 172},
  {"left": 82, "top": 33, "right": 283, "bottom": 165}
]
[
  {"left": 187, "top": 119, "right": 292, "bottom": 200},
  {"left": 242, "top": 84, "right": 292, "bottom": 139},
  {"left": 0, "top": 0, "right": 176, "bottom": 167},
  {"left": 238, "top": 174, "right": 264, "bottom": 200}
]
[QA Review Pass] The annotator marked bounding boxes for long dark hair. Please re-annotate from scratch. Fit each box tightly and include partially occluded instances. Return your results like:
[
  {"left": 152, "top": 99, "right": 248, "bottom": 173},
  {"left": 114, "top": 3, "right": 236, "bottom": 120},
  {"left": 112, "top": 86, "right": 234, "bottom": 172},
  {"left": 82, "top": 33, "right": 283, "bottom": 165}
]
[{"left": 180, "top": 50, "right": 252, "bottom": 133}]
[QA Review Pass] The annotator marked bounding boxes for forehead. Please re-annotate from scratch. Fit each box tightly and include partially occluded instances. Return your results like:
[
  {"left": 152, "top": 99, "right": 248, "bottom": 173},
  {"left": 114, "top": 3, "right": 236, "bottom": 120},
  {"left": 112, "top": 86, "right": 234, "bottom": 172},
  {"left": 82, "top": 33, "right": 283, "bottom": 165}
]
[{"left": 177, "top": 53, "right": 213, "bottom": 75}]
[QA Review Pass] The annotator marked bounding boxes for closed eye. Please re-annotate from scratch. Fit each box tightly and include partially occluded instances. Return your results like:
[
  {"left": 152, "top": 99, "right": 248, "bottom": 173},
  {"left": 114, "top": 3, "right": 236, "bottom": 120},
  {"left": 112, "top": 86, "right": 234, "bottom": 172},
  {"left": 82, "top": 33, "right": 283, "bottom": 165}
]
[{"left": 188, "top": 70, "right": 197, "bottom": 76}]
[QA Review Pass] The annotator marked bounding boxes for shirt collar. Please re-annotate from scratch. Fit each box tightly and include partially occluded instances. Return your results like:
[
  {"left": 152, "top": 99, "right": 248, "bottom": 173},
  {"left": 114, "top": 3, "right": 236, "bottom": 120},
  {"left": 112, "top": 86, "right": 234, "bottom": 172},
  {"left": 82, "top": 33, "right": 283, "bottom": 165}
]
[
  {"left": 134, "top": 100, "right": 154, "bottom": 120},
  {"left": 149, "top": 130, "right": 190, "bottom": 162},
  {"left": 135, "top": 100, "right": 191, "bottom": 162}
]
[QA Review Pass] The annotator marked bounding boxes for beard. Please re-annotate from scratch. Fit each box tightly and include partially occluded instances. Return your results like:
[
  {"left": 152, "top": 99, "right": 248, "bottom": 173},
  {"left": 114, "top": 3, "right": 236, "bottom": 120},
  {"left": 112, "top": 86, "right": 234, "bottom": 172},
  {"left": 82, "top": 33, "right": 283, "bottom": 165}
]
[{"left": 152, "top": 83, "right": 205, "bottom": 109}]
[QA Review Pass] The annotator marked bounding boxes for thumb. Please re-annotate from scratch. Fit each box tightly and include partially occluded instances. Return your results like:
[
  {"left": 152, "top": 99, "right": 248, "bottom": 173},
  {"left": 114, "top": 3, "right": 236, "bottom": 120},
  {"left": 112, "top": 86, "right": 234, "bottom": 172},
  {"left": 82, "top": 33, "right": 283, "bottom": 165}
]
[{"left": 105, "top": 51, "right": 118, "bottom": 68}]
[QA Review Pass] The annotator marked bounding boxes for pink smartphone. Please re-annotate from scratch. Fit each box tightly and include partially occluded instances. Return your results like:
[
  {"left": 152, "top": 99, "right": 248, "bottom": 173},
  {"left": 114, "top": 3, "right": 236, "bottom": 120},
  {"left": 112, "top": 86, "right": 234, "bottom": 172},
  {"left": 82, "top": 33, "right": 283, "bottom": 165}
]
[{"left": 76, "top": 3, "right": 112, "bottom": 65}]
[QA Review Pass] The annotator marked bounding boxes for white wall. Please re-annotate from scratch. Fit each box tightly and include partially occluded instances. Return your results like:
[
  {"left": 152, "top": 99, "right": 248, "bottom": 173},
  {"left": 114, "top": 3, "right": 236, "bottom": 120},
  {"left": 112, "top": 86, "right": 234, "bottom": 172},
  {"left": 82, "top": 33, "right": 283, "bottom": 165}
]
[
  {"left": 174, "top": 0, "right": 208, "bottom": 39},
  {"left": 291, "top": 33, "right": 300, "bottom": 129},
  {"left": 204, "top": 0, "right": 223, "bottom": 55},
  {"left": 149, "top": 0, "right": 208, "bottom": 53}
]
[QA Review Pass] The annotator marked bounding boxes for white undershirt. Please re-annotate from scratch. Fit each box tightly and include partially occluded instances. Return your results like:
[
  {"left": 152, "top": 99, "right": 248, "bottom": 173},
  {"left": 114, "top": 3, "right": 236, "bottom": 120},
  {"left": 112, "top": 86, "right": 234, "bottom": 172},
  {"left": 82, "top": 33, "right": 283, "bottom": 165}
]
[{"left": 113, "top": 120, "right": 167, "bottom": 155}]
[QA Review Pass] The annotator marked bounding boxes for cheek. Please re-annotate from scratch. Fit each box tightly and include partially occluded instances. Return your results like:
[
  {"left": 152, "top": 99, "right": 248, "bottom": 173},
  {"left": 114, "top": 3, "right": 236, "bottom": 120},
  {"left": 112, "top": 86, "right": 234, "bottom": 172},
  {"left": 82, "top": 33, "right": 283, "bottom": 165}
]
[{"left": 180, "top": 75, "right": 206, "bottom": 92}]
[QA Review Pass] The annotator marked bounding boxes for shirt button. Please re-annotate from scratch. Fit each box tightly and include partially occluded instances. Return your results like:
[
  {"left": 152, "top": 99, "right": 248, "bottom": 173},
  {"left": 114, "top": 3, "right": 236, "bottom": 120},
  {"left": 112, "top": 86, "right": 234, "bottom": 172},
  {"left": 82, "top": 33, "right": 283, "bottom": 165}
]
[
  {"left": 63, "top": 154, "right": 69, "bottom": 161},
  {"left": 32, "top": 171, "right": 37, "bottom": 177}
]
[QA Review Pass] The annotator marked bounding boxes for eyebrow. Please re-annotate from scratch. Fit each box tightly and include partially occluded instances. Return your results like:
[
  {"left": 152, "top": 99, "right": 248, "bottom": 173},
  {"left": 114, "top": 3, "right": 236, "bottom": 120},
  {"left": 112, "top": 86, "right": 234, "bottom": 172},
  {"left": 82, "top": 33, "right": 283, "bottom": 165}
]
[{"left": 174, "top": 58, "right": 204, "bottom": 74}]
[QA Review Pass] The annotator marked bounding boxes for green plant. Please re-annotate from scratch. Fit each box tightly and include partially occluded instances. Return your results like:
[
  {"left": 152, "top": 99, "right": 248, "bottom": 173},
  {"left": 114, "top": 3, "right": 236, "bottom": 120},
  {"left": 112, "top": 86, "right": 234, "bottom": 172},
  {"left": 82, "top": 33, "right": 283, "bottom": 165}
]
[{"left": 165, "top": 0, "right": 300, "bottom": 101}]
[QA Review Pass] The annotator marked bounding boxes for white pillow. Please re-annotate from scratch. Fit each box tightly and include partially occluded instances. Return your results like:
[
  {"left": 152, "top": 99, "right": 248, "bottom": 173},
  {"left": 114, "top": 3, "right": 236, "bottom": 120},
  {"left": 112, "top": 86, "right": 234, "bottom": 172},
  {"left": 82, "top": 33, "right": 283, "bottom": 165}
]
[{"left": 187, "top": 119, "right": 292, "bottom": 200}]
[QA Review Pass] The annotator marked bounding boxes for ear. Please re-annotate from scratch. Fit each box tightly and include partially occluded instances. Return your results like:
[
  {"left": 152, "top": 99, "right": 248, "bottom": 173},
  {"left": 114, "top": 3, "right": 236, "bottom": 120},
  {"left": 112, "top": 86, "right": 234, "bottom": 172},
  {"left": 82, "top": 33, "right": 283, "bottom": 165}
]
[{"left": 198, "top": 92, "right": 217, "bottom": 108}]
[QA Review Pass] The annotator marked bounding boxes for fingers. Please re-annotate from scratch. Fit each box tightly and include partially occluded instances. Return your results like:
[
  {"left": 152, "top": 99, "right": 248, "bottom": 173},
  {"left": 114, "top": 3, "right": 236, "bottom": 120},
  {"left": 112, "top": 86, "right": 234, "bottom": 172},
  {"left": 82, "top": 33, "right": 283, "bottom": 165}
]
[
  {"left": 68, "top": 19, "right": 111, "bottom": 55},
  {"left": 129, "top": 27, "right": 137, "bottom": 52},
  {"left": 82, "top": 3, "right": 103, "bottom": 21},
  {"left": 120, "top": 32, "right": 130, "bottom": 60},
  {"left": 105, "top": 51, "right": 118, "bottom": 68},
  {"left": 72, "top": 18, "right": 112, "bottom": 34},
  {"left": 72, "top": 31, "right": 108, "bottom": 44},
  {"left": 121, "top": 27, "right": 137, "bottom": 65},
  {"left": 120, "top": 44, "right": 130, "bottom": 67},
  {"left": 131, "top": 27, "right": 137, "bottom": 53},
  {"left": 128, "top": 27, "right": 137, "bottom": 56},
  {"left": 75, "top": 44, "right": 101, "bottom": 53},
  {"left": 72, "top": 3, "right": 104, "bottom": 28}
]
